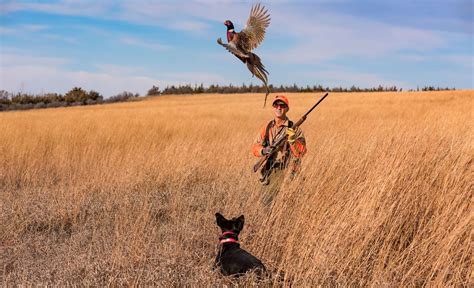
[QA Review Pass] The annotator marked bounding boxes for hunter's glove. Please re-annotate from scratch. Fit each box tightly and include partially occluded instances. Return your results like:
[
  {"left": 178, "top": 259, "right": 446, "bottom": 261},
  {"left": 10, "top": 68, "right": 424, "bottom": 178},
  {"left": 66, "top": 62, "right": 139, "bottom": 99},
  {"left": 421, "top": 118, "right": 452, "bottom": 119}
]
[
  {"left": 287, "top": 128, "right": 297, "bottom": 144},
  {"left": 261, "top": 146, "right": 272, "bottom": 155}
]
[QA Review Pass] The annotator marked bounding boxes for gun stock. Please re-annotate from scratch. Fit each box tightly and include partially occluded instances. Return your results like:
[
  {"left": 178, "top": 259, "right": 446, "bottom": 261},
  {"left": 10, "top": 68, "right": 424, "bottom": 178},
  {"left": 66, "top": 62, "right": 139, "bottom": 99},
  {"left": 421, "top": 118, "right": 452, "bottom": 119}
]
[{"left": 253, "top": 155, "right": 269, "bottom": 172}]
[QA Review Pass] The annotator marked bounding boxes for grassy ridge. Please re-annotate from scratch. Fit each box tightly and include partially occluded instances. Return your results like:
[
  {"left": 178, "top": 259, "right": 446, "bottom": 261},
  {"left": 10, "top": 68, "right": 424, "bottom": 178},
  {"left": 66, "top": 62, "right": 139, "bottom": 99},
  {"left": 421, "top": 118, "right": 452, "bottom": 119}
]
[{"left": 0, "top": 91, "right": 472, "bottom": 286}]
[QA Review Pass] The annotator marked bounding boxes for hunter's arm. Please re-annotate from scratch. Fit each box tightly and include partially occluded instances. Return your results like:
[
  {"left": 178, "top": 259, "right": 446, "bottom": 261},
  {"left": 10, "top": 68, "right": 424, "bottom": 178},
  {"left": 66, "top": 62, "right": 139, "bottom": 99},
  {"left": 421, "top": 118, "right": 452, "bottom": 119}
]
[
  {"left": 252, "top": 124, "right": 267, "bottom": 157},
  {"left": 289, "top": 128, "right": 306, "bottom": 157}
]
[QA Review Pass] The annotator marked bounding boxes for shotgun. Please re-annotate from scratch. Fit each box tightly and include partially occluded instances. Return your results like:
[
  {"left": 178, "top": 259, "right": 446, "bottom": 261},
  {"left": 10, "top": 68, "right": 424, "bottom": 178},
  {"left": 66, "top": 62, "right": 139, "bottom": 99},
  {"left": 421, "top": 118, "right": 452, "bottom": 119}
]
[{"left": 253, "top": 93, "right": 329, "bottom": 173}]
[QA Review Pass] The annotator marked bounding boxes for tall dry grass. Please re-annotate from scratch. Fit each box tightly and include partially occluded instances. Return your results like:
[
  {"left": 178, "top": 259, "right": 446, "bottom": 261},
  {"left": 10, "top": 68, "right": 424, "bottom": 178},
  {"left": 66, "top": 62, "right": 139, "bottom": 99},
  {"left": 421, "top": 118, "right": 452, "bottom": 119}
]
[{"left": 0, "top": 91, "right": 472, "bottom": 286}]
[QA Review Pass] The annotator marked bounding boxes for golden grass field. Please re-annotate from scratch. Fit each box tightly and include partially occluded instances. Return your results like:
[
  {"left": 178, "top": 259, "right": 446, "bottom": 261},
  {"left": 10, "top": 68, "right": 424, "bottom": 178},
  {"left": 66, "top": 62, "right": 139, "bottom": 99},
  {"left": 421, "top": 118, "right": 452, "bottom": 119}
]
[{"left": 0, "top": 91, "right": 472, "bottom": 286}]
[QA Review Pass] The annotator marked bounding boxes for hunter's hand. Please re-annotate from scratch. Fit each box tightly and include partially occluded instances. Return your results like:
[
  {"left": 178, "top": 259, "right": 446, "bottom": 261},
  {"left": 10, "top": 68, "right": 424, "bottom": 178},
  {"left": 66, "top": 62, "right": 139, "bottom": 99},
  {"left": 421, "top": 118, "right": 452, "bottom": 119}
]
[
  {"left": 261, "top": 147, "right": 272, "bottom": 155},
  {"left": 287, "top": 128, "right": 297, "bottom": 143}
]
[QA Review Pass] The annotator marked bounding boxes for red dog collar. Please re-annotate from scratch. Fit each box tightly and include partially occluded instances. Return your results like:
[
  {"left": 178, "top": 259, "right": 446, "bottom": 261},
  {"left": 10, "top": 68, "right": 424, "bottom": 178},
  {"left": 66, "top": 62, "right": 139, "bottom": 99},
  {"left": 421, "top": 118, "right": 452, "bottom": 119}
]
[
  {"left": 219, "top": 231, "right": 239, "bottom": 244},
  {"left": 220, "top": 238, "right": 239, "bottom": 244}
]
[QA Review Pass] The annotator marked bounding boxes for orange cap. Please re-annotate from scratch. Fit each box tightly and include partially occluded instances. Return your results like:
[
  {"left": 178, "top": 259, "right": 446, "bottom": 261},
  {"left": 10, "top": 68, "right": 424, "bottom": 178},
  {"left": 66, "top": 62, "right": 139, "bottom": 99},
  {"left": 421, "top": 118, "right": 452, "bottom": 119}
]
[{"left": 272, "top": 95, "right": 289, "bottom": 107}]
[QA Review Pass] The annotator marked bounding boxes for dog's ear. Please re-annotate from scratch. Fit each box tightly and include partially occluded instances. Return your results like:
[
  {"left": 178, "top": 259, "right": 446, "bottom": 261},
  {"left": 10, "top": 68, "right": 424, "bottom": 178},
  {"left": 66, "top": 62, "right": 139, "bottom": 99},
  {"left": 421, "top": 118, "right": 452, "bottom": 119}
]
[
  {"left": 215, "top": 213, "right": 226, "bottom": 227},
  {"left": 234, "top": 215, "right": 245, "bottom": 232}
]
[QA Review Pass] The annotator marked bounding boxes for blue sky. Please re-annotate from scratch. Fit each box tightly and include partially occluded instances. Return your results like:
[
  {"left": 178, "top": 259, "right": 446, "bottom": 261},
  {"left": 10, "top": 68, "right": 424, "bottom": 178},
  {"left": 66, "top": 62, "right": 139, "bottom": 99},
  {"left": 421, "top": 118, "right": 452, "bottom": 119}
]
[{"left": 1, "top": 0, "right": 472, "bottom": 97}]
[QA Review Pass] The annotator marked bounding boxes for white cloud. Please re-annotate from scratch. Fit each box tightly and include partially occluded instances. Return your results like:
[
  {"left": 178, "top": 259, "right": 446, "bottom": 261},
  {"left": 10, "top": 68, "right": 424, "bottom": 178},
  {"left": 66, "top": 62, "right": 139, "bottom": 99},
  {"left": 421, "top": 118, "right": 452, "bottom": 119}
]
[
  {"left": 93, "top": 64, "right": 148, "bottom": 76},
  {"left": 116, "top": 2, "right": 217, "bottom": 33},
  {"left": 0, "top": 52, "right": 228, "bottom": 96},
  {"left": 307, "top": 68, "right": 408, "bottom": 89},
  {"left": 0, "top": 24, "right": 78, "bottom": 44},
  {"left": 0, "top": 24, "right": 49, "bottom": 35},
  {"left": 161, "top": 72, "right": 227, "bottom": 85},
  {"left": 2, "top": 1, "right": 225, "bottom": 33},
  {"left": 167, "top": 20, "right": 211, "bottom": 33},
  {"left": 1, "top": 62, "right": 156, "bottom": 96},
  {"left": 0, "top": 1, "right": 114, "bottom": 17},
  {"left": 43, "top": 33, "right": 79, "bottom": 44},
  {"left": 119, "top": 36, "right": 171, "bottom": 51},
  {"left": 21, "top": 24, "right": 49, "bottom": 32},
  {"left": 398, "top": 53, "right": 473, "bottom": 69},
  {"left": 437, "top": 55, "right": 474, "bottom": 69},
  {"left": 0, "top": 26, "right": 16, "bottom": 34},
  {"left": 266, "top": 8, "right": 446, "bottom": 64},
  {"left": 1, "top": 52, "right": 69, "bottom": 67}
]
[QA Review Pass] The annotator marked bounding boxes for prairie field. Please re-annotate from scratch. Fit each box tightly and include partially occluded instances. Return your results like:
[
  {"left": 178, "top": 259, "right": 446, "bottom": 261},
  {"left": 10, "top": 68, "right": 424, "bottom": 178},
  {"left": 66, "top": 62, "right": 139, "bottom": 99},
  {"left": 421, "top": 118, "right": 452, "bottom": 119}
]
[{"left": 0, "top": 91, "right": 472, "bottom": 286}]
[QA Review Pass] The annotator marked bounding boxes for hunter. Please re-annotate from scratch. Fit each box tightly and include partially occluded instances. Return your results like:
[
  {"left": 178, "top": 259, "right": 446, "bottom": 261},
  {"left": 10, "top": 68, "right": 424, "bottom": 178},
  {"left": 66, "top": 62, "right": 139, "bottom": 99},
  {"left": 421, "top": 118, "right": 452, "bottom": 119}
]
[{"left": 252, "top": 95, "right": 306, "bottom": 203}]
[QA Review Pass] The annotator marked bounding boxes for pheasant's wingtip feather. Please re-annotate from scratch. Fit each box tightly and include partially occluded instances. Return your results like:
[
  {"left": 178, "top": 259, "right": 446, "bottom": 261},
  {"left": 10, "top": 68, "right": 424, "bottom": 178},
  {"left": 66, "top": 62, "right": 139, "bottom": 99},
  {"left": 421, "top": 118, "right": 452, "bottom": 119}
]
[{"left": 263, "top": 88, "right": 270, "bottom": 108}]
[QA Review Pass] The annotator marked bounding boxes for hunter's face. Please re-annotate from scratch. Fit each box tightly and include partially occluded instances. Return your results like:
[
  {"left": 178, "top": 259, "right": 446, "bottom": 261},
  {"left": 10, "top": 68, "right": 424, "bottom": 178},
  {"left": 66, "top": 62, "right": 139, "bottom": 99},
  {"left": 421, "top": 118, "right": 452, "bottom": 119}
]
[{"left": 273, "top": 102, "right": 288, "bottom": 118}]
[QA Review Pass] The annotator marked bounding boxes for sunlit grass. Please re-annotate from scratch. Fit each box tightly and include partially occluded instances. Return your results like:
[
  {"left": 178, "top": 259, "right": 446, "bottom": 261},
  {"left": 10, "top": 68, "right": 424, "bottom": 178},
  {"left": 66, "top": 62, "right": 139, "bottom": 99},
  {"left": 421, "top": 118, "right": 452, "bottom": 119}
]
[{"left": 1, "top": 91, "right": 472, "bottom": 286}]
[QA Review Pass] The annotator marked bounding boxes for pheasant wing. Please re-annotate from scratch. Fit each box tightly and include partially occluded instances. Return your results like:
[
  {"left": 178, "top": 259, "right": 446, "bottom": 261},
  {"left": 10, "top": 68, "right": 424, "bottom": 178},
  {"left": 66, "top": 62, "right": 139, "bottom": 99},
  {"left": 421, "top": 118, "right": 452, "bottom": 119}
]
[
  {"left": 239, "top": 4, "right": 270, "bottom": 52},
  {"left": 217, "top": 37, "right": 248, "bottom": 59}
]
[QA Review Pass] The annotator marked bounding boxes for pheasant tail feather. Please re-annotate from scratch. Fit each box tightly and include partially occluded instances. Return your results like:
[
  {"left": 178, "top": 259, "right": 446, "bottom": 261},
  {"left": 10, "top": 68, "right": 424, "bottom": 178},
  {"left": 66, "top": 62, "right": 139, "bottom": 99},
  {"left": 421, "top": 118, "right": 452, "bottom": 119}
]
[{"left": 246, "top": 53, "right": 270, "bottom": 107}]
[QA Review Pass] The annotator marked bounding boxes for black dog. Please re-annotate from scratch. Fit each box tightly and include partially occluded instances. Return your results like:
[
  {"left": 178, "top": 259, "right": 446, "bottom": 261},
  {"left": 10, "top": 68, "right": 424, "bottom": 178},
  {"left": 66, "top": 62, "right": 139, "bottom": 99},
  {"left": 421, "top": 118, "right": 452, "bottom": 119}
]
[{"left": 215, "top": 213, "right": 266, "bottom": 276}]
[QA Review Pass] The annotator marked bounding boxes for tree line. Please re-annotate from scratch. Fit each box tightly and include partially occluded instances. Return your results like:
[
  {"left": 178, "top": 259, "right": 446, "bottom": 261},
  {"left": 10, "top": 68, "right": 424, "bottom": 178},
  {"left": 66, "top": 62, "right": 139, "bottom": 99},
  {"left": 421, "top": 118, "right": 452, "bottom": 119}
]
[
  {"left": 147, "top": 83, "right": 455, "bottom": 96},
  {"left": 0, "top": 87, "right": 139, "bottom": 111},
  {"left": 0, "top": 84, "right": 456, "bottom": 112}
]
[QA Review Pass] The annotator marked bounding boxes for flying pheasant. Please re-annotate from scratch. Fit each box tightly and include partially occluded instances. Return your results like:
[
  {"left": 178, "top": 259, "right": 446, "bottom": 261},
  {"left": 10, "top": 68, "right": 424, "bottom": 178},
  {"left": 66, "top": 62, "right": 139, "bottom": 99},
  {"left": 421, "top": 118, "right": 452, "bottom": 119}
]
[{"left": 217, "top": 4, "right": 271, "bottom": 107}]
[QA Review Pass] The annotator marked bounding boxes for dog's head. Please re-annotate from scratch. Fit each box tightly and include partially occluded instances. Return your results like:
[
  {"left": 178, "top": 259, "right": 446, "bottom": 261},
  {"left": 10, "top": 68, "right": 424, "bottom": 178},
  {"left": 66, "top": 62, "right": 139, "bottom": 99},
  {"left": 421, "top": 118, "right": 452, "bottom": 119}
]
[{"left": 215, "top": 212, "right": 244, "bottom": 234}]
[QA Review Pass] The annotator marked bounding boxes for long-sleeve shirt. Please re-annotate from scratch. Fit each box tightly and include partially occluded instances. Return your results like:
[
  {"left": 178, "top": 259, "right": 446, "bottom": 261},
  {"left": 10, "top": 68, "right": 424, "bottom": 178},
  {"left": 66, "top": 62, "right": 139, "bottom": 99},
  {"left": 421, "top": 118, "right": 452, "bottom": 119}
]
[{"left": 252, "top": 118, "right": 306, "bottom": 165}]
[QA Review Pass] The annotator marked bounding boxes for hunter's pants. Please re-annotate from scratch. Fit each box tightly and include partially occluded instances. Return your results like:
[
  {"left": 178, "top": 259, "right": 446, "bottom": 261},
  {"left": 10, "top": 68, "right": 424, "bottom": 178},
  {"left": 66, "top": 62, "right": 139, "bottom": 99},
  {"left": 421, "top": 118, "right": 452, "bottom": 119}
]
[{"left": 260, "top": 166, "right": 286, "bottom": 207}]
